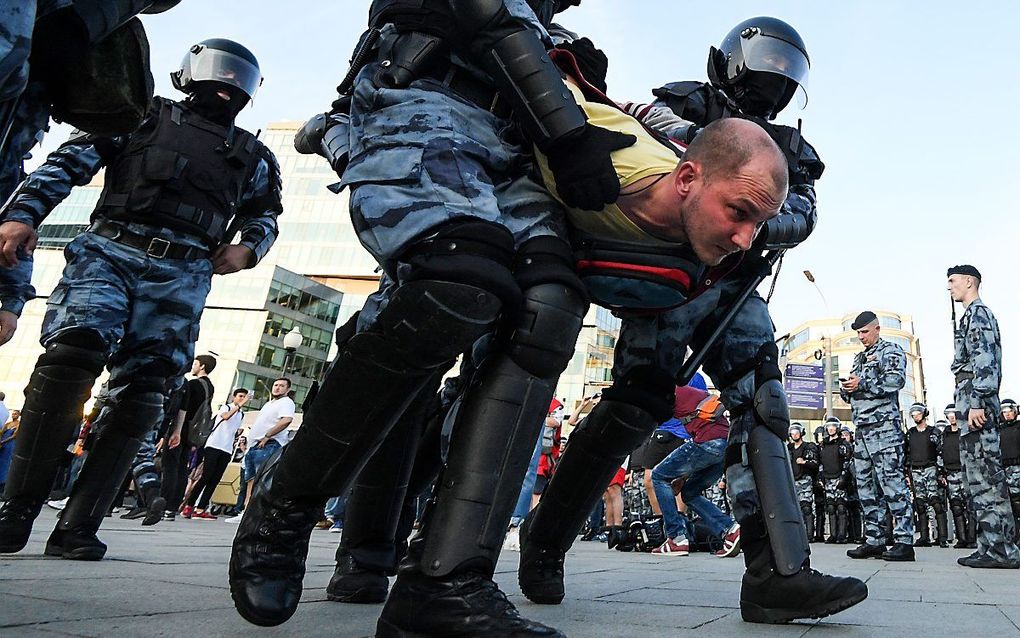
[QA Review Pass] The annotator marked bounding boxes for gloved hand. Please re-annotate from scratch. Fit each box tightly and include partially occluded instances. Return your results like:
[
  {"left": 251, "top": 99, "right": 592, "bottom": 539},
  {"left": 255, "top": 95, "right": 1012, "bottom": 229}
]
[
  {"left": 731, "top": 115, "right": 825, "bottom": 184},
  {"left": 556, "top": 37, "right": 609, "bottom": 93},
  {"left": 546, "top": 124, "right": 636, "bottom": 211}
]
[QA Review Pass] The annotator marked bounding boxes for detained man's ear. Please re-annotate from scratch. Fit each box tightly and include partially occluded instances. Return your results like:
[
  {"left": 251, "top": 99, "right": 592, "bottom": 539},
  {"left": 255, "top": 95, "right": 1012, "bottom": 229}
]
[{"left": 673, "top": 160, "right": 699, "bottom": 200}]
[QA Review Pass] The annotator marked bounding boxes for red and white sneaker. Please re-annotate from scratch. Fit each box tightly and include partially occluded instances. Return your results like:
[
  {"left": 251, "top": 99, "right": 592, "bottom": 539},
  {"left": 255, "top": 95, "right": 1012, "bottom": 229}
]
[
  {"left": 180, "top": 505, "right": 194, "bottom": 519},
  {"left": 193, "top": 510, "right": 217, "bottom": 520},
  {"left": 651, "top": 537, "right": 689, "bottom": 556},
  {"left": 716, "top": 522, "right": 741, "bottom": 557}
]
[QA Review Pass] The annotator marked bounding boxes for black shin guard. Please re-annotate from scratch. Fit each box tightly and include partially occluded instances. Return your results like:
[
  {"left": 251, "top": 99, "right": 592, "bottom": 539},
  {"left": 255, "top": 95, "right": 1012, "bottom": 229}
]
[
  {"left": 4, "top": 355, "right": 102, "bottom": 502},
  {"left": 270, "top": 280, "right": 502, "bottom": 501},
  {"left": 526, "top": 399, "right": 660, "bottom": 552},
  {"left": 56, "top": 393, "right": 164, "bottom": 533}
]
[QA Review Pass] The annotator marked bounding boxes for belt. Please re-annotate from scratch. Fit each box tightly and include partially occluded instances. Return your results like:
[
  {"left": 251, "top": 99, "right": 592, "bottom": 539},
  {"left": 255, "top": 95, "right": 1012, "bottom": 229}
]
[
  {"left": 955, "top": 371, "right": 974, "bottom": 384},
  {"left": 422, "top": 63, "right": 512, "bottom": 118},
  {"left": 908, "top": 462, "right": 936, "bottom": 470},
  {"left": 89, "top": 221, "right": 210, "bottom": 260}
]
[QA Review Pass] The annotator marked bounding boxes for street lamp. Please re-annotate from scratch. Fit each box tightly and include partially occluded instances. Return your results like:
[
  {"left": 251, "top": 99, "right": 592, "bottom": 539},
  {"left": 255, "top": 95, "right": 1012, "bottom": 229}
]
[
  {"left": 803, "top": 270, "right": 835, "bottom": 419},
  {"left": 282, "top": 327, "right": 303, "bottom": 377}
]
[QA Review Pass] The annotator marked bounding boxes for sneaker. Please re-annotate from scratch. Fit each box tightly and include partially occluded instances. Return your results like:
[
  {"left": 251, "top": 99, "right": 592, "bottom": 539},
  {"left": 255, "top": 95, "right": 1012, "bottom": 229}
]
[
  {"left": 119, "top": 507, "right": 146, "bottom": 520},
  {"left": 162, "top": 511, "right": 175, "bottom": 521},
  {"left": 46, "top": 498, "right": 68, "bottom": 511},
  {"left": 651, "top": 537, "right": 689, "bottom": 556},
  {"left": 315, "top": 518, "right": 333, "bottom": 530},
  {"left": 181, "top": 505, "right": 194, "bottom": 519},
  {"left": 193, "top": 510, "right": 217, "bottom": 521},
  {"left": 224, "top": 512, "right": 244, "bottom": 523},
  {"left": 716, "top": 522, "right": 741, "bottom": 558},
  {"left": 329, "top": 520, "right": 343, "bottom": 534},
  {"left": 503, "top": 526, "right": 521, "bottom": 552}
]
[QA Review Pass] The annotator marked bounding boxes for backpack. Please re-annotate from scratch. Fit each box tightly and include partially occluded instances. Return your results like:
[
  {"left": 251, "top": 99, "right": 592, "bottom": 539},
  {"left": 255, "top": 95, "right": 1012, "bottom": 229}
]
[{"left": 185, "top": 378, "right": 215, "bottom": 448}]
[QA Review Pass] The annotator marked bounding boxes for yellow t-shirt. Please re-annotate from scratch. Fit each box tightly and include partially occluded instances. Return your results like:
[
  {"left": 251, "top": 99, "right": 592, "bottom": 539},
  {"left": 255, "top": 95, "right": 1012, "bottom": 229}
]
[{"left": 536, "top": 83, "right": 681, "bottom": 245}]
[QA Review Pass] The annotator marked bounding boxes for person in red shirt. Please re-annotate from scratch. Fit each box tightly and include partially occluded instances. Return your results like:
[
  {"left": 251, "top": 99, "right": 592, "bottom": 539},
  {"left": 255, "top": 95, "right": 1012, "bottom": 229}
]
[{"left": 650, "top": 386, "right": 740, "bottom": 557}]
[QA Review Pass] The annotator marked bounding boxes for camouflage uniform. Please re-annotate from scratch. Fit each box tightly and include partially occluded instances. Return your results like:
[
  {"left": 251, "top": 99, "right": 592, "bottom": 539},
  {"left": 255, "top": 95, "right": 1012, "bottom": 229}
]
[
  {"left": 951, "top": 299, "right": 1020, "bottom": 562},
  {"left": 840, "top": 338, "right": 914, "bottom": 546}
]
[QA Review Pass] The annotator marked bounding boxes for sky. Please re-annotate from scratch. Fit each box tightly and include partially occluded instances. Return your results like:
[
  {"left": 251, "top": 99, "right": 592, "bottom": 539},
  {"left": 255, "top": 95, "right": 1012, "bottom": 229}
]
[{"left": 29, "top": 1, "right": 1018, "bottom": 412}]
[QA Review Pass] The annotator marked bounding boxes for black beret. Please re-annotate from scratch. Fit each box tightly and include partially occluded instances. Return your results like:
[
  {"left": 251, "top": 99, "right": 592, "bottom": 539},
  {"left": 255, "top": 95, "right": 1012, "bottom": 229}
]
[
  {"left": 947, "top": 264, "right": 981, "bottom": 280},
  {"left": 851, "top": 311, "right": 878, "bottom": 330}
]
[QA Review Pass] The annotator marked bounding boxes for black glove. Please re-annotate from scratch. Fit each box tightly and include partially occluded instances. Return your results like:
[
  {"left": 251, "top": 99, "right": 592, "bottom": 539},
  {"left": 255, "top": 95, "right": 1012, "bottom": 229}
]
[
  {"left": 546, "top": 124, "right": 636, "bottom": 211},
  {"left": 557, "top": 37, "right": 609, "bottom": 93},
  {"left": 733, "top": 115, "right": 825, "bottom": 184}
]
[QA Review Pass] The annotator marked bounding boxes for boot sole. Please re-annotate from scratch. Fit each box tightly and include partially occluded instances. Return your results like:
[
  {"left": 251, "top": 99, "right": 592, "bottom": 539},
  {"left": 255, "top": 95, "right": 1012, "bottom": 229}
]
[
  {"left": 521, "top": 588, "right": 565, "bottom": 605},
  {"left": 376, "top": 618, "right": 428, "bottom": 638},
  {"left": 142, "top": 498, "right": 166, "bottom": 527},
  {"left": 741, "top": 587, "right": 868, "bottom": 624},
  {"left": 326, "top": 586, "right": 388, "bottom": 604},
  {"left": 0, "top": 540, "right": 29, "bottom": 554},
  {"left": 62, "top": 547, "right": 106, "bottom": 561}
]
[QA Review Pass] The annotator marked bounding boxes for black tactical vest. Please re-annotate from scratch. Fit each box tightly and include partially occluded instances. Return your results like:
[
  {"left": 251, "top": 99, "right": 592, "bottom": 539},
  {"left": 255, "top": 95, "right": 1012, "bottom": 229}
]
[
  {"left": 94, "top": 98, "right": 259, "bottom": 247},
  {"left": 788, "top": 442, "right": 812, "bottom": 480},
  {"left": 819, "top": 439, "right": 844, "bottom": 479},
  {"left": 907, "top": 428, "right": 937, "bottom": 468},
  {"left": 1000, "top": 421, "right": 1020, "bottom": 466},
  {"left": 651, "top": 81, "right": 738, "bottom": 127},
  {"left": 942, "top": 428, "right": 961, "bottom": 471}
]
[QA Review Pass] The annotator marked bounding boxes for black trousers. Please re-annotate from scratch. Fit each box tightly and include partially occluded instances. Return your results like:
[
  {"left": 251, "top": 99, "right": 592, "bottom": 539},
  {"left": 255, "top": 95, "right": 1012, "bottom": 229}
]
[
  {"left": 160, "top": 445, "right": 190, "bottom": 511},
  {"left": 187, "top": 448, "right": 232, "bottom": 510}
]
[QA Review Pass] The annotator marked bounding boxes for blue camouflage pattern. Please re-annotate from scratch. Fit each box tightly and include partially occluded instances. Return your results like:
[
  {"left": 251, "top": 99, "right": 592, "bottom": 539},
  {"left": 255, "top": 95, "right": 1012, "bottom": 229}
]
[
  {"left": 952, "top": 299, "right": 1002, "bottom": 435},
  {"left": 910, "top": 466, "right": 941, "bottom": 502},
  {"left": 945, "top": 469, "right": 969, "bottom": 505},
  {"left": 840, "top": 338, "right": 907, "bottom": 426},
  {"left": 853, "top": 420, "right": 914, "bottom": 546},
  {"left": 794, "top": 476, "right": 814, "bottom": 506},
  {"left": 952, "top": 298, "right": 1018, "bottom": 561},
  {"left": 43, "top": 231, "right": 212, "bottom": 395},
  {"left": 1004, "top": 466, "right": 1020, "bottom": 497}
]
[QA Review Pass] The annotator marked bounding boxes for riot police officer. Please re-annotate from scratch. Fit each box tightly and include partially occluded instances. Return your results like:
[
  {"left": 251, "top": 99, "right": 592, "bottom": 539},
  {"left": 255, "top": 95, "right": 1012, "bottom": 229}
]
[
  {"left": 819, "top": 417, "right": 852, "bottom": 544},
  {"left": 0, "top": 1, "right": 181, "bottom": 345},
  {"left": 0, "top": 39, "right": 282, "bottom": 561},
  {"left": 519, "top": 17, "right": 866, "bottom": 625},
  {"left": 1000, "top": 398, "right": 1020, "bottom": 539},
  {"left": 905, "top": 402, "right": 947, "bottom": 547},
  {"left": 788, "top": 422, "right": 819, "bottom": 540},
  {"left": 941, "top": 404, "right": 976, "bottom": 548}
]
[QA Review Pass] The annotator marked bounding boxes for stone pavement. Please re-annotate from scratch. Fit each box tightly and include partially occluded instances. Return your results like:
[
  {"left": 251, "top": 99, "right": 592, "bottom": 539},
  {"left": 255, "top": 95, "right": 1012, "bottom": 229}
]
[{"left": 2, "top": 509, "right": 1019, "bottom": 637}]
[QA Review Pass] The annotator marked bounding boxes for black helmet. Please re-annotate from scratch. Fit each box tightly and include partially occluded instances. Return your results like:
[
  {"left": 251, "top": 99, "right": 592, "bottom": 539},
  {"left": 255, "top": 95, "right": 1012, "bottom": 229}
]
[
  {"left": 1003, "top": 399, "right": 1018, "bottom": 416},
  {"left": 789, "top": 422, "right": 804, "bottom": 436},
  {"left": 908, "top": 402, "right": 929, "bottom": 419},
  {"left": 172, "top": 38, "right": 262, "bottom": 100},
  {"left": 707, "top": 17, "right": 810, "bottom": 119}
]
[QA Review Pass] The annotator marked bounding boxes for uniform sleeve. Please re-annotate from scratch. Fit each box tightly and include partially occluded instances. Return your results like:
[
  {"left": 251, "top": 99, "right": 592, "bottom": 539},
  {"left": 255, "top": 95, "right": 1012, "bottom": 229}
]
[
  {"left": 234, "top": 148, "right": 283, "bottom": 266},
  {"left": 967, "top": 307, "right": 1002, "bottom": 400},
  {"left": 781, "top": 182, "right": 817, "bottom": 236},
  {"left": 859, "top": 345, "right": 906, "bottom": 396},
  {"left": 0, "top": 134, "right": 113, "bottom": 228},
  {"left": 619, "top": 101, "right": 696, "bottom": 142},
  {"left": 0, "top": 248, "right": 35, "bottom": 316}
]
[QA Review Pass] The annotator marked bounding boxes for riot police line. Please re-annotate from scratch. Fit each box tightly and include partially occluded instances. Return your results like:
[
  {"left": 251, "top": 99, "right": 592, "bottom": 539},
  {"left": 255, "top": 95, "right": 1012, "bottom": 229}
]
[{"left": 0, "top": 4, "right": 1016, "bottom": 638}]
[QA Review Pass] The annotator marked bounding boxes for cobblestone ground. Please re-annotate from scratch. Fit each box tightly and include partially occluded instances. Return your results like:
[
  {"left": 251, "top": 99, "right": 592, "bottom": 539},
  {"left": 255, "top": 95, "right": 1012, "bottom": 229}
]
[{"left": 2, "top": 509, "right": 1019, "bottom": 637}]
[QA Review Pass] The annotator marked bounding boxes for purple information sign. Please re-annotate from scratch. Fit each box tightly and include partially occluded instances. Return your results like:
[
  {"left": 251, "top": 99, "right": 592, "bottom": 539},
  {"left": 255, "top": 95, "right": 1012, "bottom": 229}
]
[
  {"left": 787, "top": 392, "right": 825, "bottom": 409},
  {"left": 785, "top": 378, "right": 826, "bottom": 394},
  {"left": 785, "top": 363, "right": 824, "bottom": 380}
]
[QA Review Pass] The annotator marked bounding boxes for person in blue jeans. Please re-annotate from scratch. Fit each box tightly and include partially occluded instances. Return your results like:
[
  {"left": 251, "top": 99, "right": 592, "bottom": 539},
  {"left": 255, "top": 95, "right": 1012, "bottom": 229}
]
[{"left": 651, "top": 386, "right": 740, "bottom": 557}]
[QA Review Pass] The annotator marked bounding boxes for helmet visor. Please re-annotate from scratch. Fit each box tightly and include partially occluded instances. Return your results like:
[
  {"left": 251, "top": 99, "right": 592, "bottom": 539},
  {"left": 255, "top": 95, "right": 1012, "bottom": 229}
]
[
  {"left": 740, "top": 36, "right": 809, "bottom": 108},
  {"left": 189, "top": 49, "right": 262, "bottom": 99}
]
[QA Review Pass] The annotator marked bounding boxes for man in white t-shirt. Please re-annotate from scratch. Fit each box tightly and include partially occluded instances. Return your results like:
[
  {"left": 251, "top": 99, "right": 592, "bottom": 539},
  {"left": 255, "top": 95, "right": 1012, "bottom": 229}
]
[
  {"left": 227, "top": 378, "right": 294, "bottom": 521},
  {"left": 182, "top": 388, "right": 250, "bottom": 520}
]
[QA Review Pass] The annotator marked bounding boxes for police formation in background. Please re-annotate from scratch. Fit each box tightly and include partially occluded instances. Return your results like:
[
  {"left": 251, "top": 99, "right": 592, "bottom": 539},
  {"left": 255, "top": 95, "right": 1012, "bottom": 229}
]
[
  {"left": 518, "top": 17, "right": 866, "bottom": 627},
  {"left": 905, "top": 402, "right": 948, "bottom": 547},
  {"left": 818, "top": 417, "right": 853, "bottom": 544},
  {"left": 230, "top": 1, "right": 610, "bottom": 636},
  {"left": 941, "top": 403, "right": 977, "bottom": 548},
  {"left": 788, "top": 422, "right": 819, "bottom": 540},
  {"left": 840, "top": 310, "right": 915, "bottom": 561},
  {"left": 0, "top": 1, "right": 181, "bottom": 345},
  {"left": 947, "top": 265, "right": 1020, "bottom": 568},
  {"left": 0, "top": 39, "right": 282, "bottom": 561},
  {"left": 1001, "top": 399, "right": 1020, "bottom": 538}
]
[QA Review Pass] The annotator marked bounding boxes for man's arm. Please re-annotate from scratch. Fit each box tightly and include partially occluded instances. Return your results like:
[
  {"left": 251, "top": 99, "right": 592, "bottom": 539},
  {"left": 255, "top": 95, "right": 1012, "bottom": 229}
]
[
  {"left": 967, "top": 306, "right": 1002, "bottom": 402},
  {"left": 213, "top": 148, "right": 283, "bottom": 274},
  {"left": 855, "top": 346, "right": 906, "bottom": 397},
  {"left": 258, "top": 417, "right": 293, "bottom": 446}
]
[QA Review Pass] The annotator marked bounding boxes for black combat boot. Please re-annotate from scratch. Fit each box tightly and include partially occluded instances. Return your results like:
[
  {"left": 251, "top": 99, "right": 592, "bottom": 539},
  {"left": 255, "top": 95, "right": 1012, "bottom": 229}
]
[
  {"left": 952, "top": 510, "right": 969, "bottom": 548},
  {"left": 835, "top": 504, "right": 849, "bottom": 544},
  {"left": 0, "top": 498, "right": 45, "bottom": 553},
  {"left": 963, "top": 510, "right": 978, "bottom": 549},
  {"left": 326, "top": 550, "right": 389, "bottom": 604},
  {"left": 140, "top": 485, "right": 166, "bottom": 527},
  {"left": 958, "top": 554, "right": 1020, "bottom": 569},
  {"left": 847, "top": 542, "right": 886, "bottom": 559},
  {"left": 518, "top": 511, "right": 565, "bottom": 604},
  {"left": 45, "top": 524, "right": 106, "bottom": 560},
  {"left": 882, "top": 543, "right": 915, "bottom": 562},
  {"left": 739, "top": 515, "right": 868, "bottom": 623}
]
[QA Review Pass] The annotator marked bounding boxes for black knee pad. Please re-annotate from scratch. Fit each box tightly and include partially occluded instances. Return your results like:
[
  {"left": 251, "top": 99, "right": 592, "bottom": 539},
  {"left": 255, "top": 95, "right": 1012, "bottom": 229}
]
[
  {"left": 570, "top": 399, "right": 661, "bottom": 459},
  {"left": 368, "top": 278, "right": 504, "bottom": 370},
  {"left": 505, "top": 283, "right": 587, "bottom": 379},
  {"left": 38, "top": 330, "right": 107, "bottom": 376},
  {"left": 401, "top": 220, "right": 521, "bottom": 310},
  {"left": 930, "top": 498, "right": 945, "bottom": 514},
  {"left": 602, "top": 365, "right": 675, "bottom": 423},
  {"left": 106, "top": 392, "right": 165, "bottom": 439}
]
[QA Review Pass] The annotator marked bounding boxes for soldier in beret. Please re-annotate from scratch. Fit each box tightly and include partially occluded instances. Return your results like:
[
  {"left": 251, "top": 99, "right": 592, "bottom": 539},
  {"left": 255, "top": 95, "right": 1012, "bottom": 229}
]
[
  {"left": 840, "top": 310, "right": 915, "bottom": 561},
  {"left": 947, "top": 265, "right": 1020, "bottom": 568}
]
